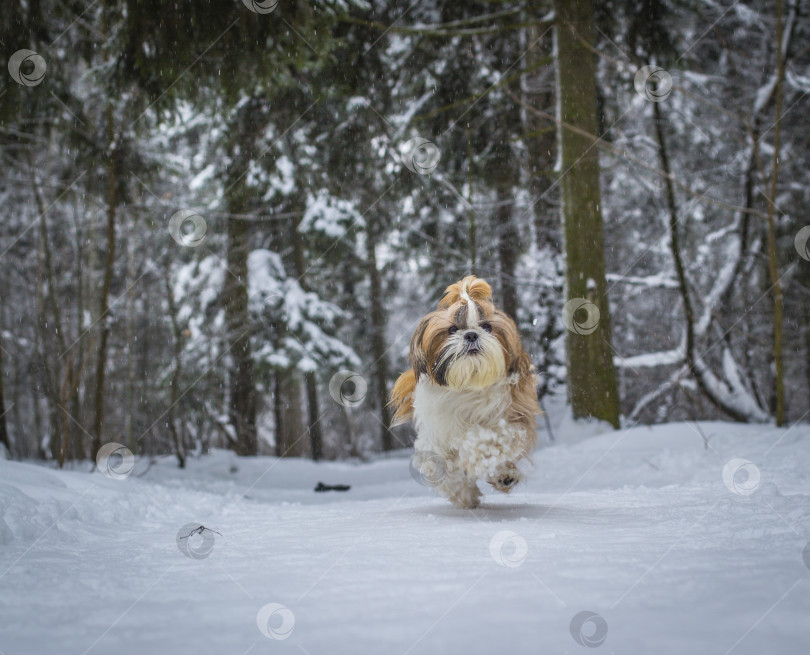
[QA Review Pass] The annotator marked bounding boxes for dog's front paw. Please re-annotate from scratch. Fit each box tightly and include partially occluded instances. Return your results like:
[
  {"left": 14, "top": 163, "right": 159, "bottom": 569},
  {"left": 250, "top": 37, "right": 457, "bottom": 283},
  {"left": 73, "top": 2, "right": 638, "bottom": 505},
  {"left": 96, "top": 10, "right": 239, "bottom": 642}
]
[
  {"left": 488, "top": 463, "right": 522, "bottom": 493},
  {"left": 447, "top": 478, "right": 482, "bottom": 509}
]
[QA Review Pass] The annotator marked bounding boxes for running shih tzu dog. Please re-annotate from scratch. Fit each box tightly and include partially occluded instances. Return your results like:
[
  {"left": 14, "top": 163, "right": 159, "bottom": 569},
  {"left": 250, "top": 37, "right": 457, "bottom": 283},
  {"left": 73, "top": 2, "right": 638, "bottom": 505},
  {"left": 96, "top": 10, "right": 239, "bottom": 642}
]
[{"left": 391, "top": 276, "right": 540, "bottom": 509}]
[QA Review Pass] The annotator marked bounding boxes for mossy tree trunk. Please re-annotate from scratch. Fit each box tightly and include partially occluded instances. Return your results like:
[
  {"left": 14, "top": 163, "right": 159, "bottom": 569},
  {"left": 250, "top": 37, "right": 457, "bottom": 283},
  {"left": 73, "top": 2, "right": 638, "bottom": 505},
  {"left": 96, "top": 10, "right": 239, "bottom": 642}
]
[{"left": 553, "top": 0, "right": 620, "bottom": 428}]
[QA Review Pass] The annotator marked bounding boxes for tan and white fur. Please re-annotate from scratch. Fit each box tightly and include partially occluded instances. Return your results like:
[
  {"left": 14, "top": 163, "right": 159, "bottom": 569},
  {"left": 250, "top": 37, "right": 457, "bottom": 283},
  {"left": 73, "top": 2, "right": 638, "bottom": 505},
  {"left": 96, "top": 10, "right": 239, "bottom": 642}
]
[{"left": 390, "top": 276, "right": 540, "bottom": 509}]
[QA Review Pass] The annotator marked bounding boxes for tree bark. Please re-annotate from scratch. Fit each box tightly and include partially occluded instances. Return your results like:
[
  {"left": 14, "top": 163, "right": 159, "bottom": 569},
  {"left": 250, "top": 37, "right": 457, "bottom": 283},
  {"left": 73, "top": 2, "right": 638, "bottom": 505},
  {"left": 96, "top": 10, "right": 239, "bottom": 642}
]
[
  {"left": 553, "top": 0, "right": 620, "bottom": 428},
  {"left": 91, "top": 143, "right": 117, "bottom": 460},
  {"left": 465, "top": 127, "right": 477, "bottom": 272},
  {"left": 274, "top": 373, "right": 284, "bottom": 457},
  {"left": 274, "top": 371, "right": 306, "bottom": 457},
  {"left": 290, "top": 213, "right": 324, "bottom": 460},
  {"left": 495, "top": 186, "right": 519, "bottom": 320},
  {"left": 805, "top": 300, "right": 810, "bottom": 411},
  {"left": 520, "top": 19, "right": 558, "bottom": 252},
  {"left": 70, "top": 209, "right": 87, "bottom": 461},
  {"left": 224, "top": 215, "right": 258, "bottom": 456},
  {"left": 764, "top": 0, "right": 786, "bottom": 425},
  {"left": 367, "top": 226, "right": 393, "bottom": 451},
  {"left": 304, "top": 373, "right": 322, "bottom": 460},
  {"left": 31, "top": 172, "right": 68, "bottom": 464},
  {"left": 164, "top": 270, "right": 187, "bottom": 468},
  {"left": 0, "top": 335, "right": 10, "bottom": 456}
]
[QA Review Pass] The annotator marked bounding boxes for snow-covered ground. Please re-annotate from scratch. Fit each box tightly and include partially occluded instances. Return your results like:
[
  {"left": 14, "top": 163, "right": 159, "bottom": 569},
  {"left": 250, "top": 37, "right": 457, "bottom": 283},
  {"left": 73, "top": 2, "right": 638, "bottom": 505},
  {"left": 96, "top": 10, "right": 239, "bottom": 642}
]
[{"left": 2, "top": 421, "right": 809, "bottom": 654}]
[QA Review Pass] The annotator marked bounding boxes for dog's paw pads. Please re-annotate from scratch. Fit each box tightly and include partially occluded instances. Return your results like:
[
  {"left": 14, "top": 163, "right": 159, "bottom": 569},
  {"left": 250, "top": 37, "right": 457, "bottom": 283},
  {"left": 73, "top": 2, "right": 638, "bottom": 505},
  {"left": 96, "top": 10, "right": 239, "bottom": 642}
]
[{"left": 489, "top": 471, "right": 520, "bottom": 493}]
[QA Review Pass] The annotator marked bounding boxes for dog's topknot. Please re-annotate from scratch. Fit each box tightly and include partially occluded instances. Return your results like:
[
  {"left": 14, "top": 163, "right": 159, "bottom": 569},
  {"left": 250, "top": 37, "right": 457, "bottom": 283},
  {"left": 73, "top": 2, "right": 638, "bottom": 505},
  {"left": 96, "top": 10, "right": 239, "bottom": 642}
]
[{"left": 438, "top": 275, "right": 493, "bottom": 309}]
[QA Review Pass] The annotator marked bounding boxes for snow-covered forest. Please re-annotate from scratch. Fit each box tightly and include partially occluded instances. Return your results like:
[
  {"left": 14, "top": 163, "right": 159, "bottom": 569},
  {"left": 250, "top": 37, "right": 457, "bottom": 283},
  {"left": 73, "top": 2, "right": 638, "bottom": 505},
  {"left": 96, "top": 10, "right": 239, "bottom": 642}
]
[{"left": 1, "top": 1, "right": 809, "bottom": 653}]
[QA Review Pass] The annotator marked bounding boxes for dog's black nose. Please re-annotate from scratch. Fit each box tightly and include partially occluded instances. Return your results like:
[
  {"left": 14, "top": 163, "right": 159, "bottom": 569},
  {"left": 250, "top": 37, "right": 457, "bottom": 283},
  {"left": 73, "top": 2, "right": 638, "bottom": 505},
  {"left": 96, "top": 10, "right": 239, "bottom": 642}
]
[{"left": 464, "top": 331, "right": 478, "bottom": 343}]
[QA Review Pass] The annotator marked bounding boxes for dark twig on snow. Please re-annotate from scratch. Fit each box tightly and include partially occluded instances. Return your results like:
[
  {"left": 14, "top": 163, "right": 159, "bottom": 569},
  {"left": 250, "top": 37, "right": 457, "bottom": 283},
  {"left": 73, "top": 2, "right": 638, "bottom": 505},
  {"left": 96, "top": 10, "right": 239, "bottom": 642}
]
[
  {"left": 178, "top": 525, "right": 222, "bottom": 540},
  {"left": 314, "top": 482, "right": 351, "bottom": 492}
]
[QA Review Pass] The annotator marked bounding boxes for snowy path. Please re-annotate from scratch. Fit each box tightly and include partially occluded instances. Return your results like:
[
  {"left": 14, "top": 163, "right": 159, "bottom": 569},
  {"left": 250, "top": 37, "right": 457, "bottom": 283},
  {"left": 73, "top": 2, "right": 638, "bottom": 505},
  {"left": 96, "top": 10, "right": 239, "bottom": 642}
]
[{"left": 2, "top": 421, "right": 810, "bottom": 655}]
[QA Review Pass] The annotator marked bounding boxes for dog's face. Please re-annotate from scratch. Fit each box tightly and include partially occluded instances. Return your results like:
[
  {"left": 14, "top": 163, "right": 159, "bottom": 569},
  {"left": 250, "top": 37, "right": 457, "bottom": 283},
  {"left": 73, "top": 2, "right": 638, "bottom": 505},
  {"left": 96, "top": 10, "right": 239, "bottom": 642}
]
[{"left": 410, "top": 276, "right": 524, "bottom": 391}]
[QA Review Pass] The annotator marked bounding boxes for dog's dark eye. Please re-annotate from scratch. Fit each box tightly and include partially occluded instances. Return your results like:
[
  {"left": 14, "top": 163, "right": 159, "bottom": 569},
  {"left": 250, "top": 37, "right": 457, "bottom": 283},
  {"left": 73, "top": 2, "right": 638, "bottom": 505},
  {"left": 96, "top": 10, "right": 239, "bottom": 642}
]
[
  {"left": 480, "top": 323, "right": 492, "bottom": 333},
  {"left": 448, "top": 326, "right": 458, "bottom": 334}
]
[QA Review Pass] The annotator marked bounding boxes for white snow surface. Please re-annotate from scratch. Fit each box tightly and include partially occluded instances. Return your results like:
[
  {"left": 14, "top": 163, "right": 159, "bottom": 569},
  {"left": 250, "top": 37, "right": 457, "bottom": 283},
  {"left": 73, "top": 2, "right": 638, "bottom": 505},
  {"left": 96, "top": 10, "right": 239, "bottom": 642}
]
[{"left": 2, "top": 421, "right": 809, "bottom": 654}]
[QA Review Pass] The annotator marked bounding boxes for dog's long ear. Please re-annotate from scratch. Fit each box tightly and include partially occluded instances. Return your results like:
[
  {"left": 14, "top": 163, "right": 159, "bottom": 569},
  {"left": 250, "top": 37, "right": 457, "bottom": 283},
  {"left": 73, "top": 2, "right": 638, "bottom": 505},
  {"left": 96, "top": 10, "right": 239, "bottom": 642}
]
[
  {"left": 390, "top": 369, "right": 417, "bottom": 426},
  {"left": 492, "top": 309, "right": 532, "bottom": 376},
  {"left": 408, "top": 313, "right": 433, "bottom": 378},
  {"left": 388, "top": 314, "right": 432, "bottom": 426}
]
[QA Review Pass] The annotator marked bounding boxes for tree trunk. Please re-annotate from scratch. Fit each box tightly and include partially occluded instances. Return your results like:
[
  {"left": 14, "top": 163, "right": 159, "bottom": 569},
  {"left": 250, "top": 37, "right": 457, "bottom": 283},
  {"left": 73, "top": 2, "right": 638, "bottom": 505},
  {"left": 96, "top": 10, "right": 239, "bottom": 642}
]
[
  {"left": 367, "top": 227, "right": 393, "bottom": 451},
  {"left": 70, "top": 209, "right": 86, "bottom": 461},
  {"left": 652, "top": 100, "right": 766, "bottom": 423},
  {"left": 124, "top": 216, "right": 137, "bottom": 446},
  {"left": 805, "top": 300, "right": 810, "bottom": 411},
  {"left": 274, "top": 371, "right": 306, "bottom": 457},
  {"left": 553, "top": 0, "right": 620, "bottom": 428},
  {"left": 91, "top": 77, "right": 119, "bottom": 461},
  {"left": 764, "top": 0, "right": 786, "bottom": 425},
  {"left": 290, "top": 213, "right": 323, "bottom": 460},
  {"left": 164, "top": 270, "right": 187, "bottom": 468},
  {"left": 274, "top": 373, "right": 284, "bottom": 457},
  {"left": 520, "top": 20, "right": 558, "bottom": 253},
  {"left": 465, "top": 127, "right": 477, "bottom": 272},
  {"left": 304, "top": 373, "right": 323, "bottom": 460},
  {"left": 31, "top": 177, "right": 65, "bottom": 464},
  {"left": 495, "top": 186, "right": 519, "bottom": 320},
  {"left": 224, "top": 215, "right": 258, "bottom": 456},
  {"left": 0, "top": 335, "right": 10, "bottom": 456}
]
